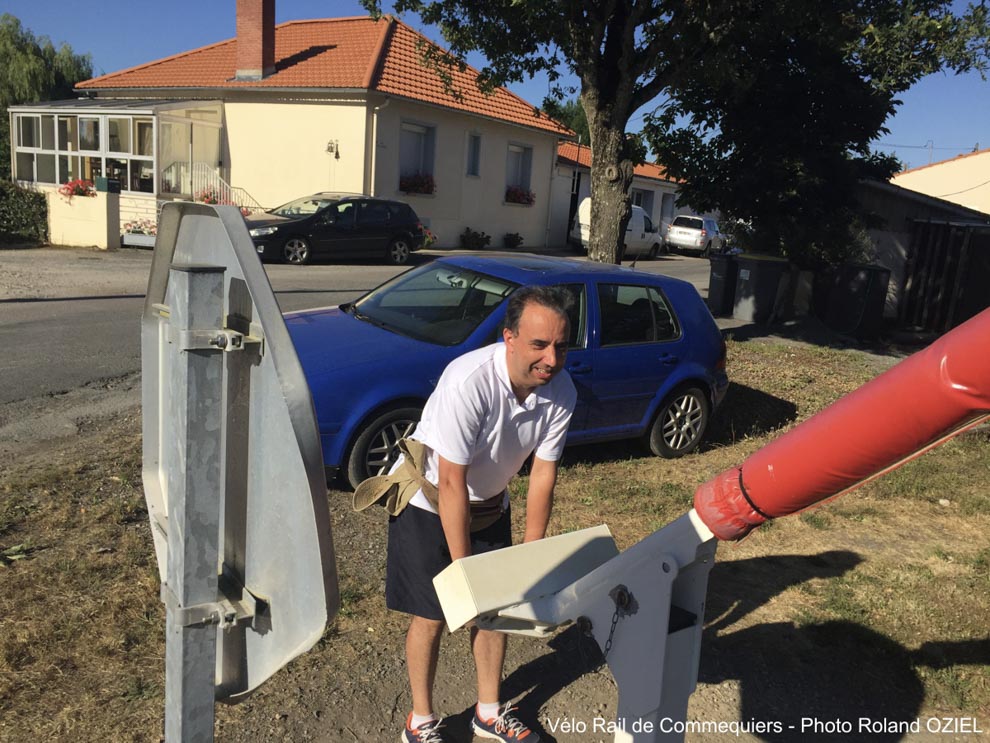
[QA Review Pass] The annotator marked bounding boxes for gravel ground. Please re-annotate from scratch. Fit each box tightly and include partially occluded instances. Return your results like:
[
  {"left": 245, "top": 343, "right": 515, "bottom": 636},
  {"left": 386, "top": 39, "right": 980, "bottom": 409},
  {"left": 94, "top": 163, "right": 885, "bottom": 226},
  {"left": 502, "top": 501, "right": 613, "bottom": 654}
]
[{"left": 2, "top": 245, "right": 974, "bottom": 743}]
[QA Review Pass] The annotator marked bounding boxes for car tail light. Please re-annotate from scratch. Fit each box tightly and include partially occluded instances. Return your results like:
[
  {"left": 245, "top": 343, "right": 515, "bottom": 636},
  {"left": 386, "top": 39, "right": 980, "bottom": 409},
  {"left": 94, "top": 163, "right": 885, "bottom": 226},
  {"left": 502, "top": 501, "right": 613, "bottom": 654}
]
[
  {"left": 700, "top": 229, "right": 707, "bottom": 238},
  {"left": 716, "top": 338, "right": 727, "bottom": 371}
]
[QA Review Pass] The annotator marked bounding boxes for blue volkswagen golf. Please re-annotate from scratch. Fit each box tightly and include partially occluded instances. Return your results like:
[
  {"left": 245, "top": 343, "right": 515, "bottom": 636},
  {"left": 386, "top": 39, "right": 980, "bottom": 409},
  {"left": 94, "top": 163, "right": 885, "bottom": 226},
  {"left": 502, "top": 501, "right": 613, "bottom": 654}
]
[{"left": 286, "top": 254, "right": 729, "bottom": 488}]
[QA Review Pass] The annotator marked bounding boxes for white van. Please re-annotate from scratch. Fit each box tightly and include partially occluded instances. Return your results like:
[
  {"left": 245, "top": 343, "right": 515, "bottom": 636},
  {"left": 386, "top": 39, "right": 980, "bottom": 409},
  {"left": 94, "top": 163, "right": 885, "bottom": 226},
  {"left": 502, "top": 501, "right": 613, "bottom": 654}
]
[{"left": 569, "top": 197, "right": 663, "bottom": 258}]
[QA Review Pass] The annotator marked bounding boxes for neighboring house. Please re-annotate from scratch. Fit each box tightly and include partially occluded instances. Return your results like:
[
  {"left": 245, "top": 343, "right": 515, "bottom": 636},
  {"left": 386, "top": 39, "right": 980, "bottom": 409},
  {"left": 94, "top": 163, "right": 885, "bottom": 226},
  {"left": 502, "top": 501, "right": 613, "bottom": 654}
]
[
  {"left": 549, "top": 142, "right": 682, "bottom": 247},
  {"left": 857, "top": 179, "right": 990, "bottom": 324},
  {"left": 890, "top": 148, "right": 990, "bottom": 215},
  {"left": 8, "top": 1, "right": 571, "bottom": 248}
]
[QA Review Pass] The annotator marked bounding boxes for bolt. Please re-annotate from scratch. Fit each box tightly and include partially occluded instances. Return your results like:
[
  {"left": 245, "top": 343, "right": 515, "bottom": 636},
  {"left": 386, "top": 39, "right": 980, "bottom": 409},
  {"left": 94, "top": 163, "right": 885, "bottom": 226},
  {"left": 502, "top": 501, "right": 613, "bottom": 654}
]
[
  {"left": 212, "top": 334, "right": 228, "bottom": 349},
  {"left": 576, "top": 616, "right": 593, "bottom": 636},
  {"left": 614, "top": 587, "right": 630, "bottom": 609}
]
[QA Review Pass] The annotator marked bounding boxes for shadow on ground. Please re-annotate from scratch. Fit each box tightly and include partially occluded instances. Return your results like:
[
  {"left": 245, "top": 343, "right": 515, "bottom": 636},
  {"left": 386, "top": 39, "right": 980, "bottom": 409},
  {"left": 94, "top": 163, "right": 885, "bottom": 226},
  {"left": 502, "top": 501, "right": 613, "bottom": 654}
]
[
  {"left": 430, "top": 550, "right": 990, "bottom": 742},
  {"left": 718, "top": 314, "right": 929, "bottom": 359},
  {"left": 441, "top": 625, "right": 606, "bottom": 743},
  {"left": 561, "top": 381, "right": 797, "bottom": 470},
  {"left": 705, "top": 382, "right": 798, "bottom": 446}
]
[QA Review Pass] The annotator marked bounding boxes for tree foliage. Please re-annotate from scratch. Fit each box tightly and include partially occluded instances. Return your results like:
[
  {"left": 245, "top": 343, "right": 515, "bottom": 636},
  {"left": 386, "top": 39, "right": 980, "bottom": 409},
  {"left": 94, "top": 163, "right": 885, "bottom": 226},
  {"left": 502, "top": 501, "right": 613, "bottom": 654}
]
[
  {"left": 361, "top": 0, "right": 701, "bottom": 263},
  {"left": 543, "top": 98, "right": 589, "bottom": 145},
  {"left": 361, "top": 1, "right": 988, "bottom": 265},
  {"left": 0, "top": 14, "right": 93, "bottom": 180},
  {"left": 643, "top": 0, "right": 990, "bottom": 268}
]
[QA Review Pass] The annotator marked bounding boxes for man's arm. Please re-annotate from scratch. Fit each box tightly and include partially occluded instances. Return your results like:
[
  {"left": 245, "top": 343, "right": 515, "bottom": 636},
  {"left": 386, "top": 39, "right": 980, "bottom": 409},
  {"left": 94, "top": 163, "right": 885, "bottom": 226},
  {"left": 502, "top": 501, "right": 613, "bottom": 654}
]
[
  {"left": 523, "top": 455, "right": 558, "bottom": 543},
  {"left": 437, "top": 455, "right": 472, "bottom": 560}
]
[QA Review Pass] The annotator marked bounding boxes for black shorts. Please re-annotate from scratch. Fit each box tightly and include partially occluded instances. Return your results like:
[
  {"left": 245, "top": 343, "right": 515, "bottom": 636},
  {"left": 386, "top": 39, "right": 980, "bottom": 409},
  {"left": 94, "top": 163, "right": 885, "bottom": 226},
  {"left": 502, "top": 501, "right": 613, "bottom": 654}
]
[{"left": 385, "top": 504, "right": 512, "bottom": 621}]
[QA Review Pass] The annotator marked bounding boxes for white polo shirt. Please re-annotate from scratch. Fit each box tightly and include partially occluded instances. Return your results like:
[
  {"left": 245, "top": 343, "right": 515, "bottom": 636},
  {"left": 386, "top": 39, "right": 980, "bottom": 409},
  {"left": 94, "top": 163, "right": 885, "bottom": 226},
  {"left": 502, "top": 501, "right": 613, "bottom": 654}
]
[{"left": 406, "top": 342, "right": 577, "bottom": 513}]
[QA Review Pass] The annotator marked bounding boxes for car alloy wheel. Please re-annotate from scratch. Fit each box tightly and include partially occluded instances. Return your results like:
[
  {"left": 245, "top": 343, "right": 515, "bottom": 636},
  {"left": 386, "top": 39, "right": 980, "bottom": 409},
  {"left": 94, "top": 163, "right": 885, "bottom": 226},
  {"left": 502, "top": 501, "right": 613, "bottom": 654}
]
[
  {"left": 346, "top": 406, "right": 422, "bottom": 489},
  {"left": 283, "top": 237, "right": 311, "bottom": 265},
  {"left": 647, "top": 386, "right": 710, "bottom": 458},
  {"left": 387, "top": 238, "right": 411, "bottom": 265}
]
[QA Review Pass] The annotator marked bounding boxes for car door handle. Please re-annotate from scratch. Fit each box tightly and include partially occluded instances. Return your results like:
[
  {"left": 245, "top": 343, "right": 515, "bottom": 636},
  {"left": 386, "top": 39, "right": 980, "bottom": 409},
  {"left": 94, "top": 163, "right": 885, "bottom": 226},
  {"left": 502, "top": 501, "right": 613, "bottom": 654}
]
[
  {"left": 658, "top": 353, "right": 679, "bottom": 365},
  {"left": 568, "top": 363, "right": 592, "bottom": 375}
]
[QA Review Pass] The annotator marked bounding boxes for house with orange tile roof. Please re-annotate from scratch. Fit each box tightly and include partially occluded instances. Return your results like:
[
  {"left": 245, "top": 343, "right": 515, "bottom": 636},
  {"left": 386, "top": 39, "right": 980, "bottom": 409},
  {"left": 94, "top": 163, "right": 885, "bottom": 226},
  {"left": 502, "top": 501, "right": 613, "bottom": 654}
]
[
  {"left": 549, "top": 141, "right": 685, "bottom": 246},
  {"left": 8, "top": 1, "right": 572, "bottom": 249},
  {"left": 890, "top": 148, "right": 990, "bottom": 215}
]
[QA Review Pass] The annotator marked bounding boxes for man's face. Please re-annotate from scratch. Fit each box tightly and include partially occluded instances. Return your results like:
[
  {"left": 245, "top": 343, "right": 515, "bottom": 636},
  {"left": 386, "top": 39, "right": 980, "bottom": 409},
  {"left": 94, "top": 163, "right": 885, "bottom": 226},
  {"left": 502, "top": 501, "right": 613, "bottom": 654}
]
[{"left": 503, "top": 302, "right": 569, "bottom": 399}]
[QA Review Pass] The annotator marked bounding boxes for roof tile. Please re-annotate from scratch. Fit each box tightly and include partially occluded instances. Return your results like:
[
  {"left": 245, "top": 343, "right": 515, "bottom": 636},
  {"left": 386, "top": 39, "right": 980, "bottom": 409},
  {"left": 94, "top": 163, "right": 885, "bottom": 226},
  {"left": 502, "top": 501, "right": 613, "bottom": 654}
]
[
  {"left": 557, "top": 142, "right": 678, "bottom": 183},
  {"left": 77, "top": 16, "right": 570, "bottom": 135}
]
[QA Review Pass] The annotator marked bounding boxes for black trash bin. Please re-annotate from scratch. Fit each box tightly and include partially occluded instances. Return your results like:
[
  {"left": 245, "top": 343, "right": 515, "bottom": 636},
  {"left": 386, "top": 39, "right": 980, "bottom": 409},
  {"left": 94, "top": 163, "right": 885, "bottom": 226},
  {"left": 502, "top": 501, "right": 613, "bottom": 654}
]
[
  {"left": 733, "top": 254, "right": 789, "bottom": 323},
  {"left": 707, "top": 253, "right": 738, "bottom": 316},
  {"left": 822, "top": 263, "right": 891, "bottom": 339}
]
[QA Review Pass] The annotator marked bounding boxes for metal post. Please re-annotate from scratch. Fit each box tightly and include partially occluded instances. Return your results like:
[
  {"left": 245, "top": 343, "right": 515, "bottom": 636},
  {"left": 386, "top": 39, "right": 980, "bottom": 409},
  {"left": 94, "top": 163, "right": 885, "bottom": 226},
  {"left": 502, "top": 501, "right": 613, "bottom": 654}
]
[{"left": 164, "top": 264, "right": 226, "bottom": 743}]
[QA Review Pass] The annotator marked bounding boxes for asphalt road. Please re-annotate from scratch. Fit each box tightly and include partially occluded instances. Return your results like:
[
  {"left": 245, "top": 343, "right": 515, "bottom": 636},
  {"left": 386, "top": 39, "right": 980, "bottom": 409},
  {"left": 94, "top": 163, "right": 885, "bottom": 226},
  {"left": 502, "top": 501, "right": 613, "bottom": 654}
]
[{"left": 0, "top": 249, "right": 713, "bottom": 407}]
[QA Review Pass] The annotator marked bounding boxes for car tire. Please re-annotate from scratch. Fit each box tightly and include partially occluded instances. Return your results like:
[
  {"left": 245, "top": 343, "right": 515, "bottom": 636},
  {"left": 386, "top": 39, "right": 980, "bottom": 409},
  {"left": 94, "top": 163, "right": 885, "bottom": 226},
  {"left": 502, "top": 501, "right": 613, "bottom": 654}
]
[
  {"left": 701, "top": 242, "right": 712, "bottom": 258},
  {"left": 387, "top": 237, "right": 411, "bottom": 265},
  {"left": 346, "top": 405, "right": 422, "bottom": 489},
  {"left": 283, "top": 237, "right": 311, "bottom": 265},
  {"left": 646, "top": 385, "right": 710, "bottom": 458},
  {"left": 649, "top": 243, "right": 660, "bottom": 259}
]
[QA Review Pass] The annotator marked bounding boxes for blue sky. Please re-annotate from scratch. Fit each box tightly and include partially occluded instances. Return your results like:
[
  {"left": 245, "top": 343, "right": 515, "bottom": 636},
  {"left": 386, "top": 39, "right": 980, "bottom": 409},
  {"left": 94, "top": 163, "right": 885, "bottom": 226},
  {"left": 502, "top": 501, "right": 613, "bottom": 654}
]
[{"left": 5, "top": 0, "right": 988, "bottom": 170}]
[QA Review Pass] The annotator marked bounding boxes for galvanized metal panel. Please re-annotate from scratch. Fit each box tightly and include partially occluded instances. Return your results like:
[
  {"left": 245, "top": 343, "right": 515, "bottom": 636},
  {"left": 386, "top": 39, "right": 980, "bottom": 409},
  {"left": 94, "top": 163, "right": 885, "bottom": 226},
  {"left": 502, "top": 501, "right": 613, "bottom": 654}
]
[{"left": 141, "top": 202, "right": 339, "bottom": 701}]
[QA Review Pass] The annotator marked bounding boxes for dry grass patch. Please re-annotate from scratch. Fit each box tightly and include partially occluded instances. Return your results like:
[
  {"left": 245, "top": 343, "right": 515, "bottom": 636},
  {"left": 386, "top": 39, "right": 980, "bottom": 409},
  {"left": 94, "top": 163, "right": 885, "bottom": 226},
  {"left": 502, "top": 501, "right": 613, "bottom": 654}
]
[
  {"left": 0, "top": 336, "right": 987, "bottom": 740},
  {"left": 0, "top": 419, "right": 164, "bottom": 742}
]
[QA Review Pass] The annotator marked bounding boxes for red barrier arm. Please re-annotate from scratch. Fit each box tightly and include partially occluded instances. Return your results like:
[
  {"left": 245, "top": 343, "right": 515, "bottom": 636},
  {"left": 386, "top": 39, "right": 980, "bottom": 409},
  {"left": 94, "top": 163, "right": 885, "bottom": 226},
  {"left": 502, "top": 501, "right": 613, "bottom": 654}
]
[{"left": 695, "top": 307, "right": 990, "bottom": 541}]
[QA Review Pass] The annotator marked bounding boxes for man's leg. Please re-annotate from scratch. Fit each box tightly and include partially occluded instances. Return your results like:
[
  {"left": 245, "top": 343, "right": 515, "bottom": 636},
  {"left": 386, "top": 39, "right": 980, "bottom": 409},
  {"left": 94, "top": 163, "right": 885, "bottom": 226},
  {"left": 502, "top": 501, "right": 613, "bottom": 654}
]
[
  {"left": 471, "top": 625, "right": 507, "bottom": 705},
  {"left": 408, "top": 615, "right": 446, "bottom": 715}
]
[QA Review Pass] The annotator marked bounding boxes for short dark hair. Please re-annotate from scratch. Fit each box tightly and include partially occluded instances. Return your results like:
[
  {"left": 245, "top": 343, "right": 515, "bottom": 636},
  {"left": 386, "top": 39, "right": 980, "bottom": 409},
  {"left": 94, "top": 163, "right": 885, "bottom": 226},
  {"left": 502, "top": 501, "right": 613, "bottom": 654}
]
[{"left": 504, "top": 285, "right": 573, "bottom": 334}]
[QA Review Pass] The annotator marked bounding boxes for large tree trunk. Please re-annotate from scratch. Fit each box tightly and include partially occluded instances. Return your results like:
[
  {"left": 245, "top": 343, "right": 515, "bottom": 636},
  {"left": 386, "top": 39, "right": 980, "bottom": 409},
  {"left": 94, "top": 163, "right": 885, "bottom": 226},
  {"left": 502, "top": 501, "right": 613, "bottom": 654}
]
[{"left": 583, "top": 101, "right": 635, "bottom": 265}]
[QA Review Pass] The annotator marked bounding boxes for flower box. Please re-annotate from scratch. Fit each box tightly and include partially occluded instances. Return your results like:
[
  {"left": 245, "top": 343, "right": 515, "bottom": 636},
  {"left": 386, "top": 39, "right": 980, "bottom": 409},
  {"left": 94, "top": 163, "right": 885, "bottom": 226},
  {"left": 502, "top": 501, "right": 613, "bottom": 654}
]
[
  {"left": 504, "top": 186, "right": 535, "bottom": 206},
  {"left": 122, "top": 233, "right": 157, "bottom": 248},
  {"left": 399, "top": 173, "right": 436, "bottom": 195}
]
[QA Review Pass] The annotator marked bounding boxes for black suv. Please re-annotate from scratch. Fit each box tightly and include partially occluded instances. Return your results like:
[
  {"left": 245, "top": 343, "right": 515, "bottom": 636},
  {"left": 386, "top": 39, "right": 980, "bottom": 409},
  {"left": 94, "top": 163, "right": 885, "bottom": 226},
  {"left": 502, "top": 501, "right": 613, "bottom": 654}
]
[{"left": 247, "top": 193, "right": 426, "bottom": 265}]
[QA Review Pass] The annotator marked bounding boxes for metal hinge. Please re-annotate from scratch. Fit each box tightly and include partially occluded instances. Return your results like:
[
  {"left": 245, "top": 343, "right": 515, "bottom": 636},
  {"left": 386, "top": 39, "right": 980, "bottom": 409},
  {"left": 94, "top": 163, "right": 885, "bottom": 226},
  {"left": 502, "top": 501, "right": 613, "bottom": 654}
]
[{"left": 160, "top": 569, "right": 269, "bottom": 631}]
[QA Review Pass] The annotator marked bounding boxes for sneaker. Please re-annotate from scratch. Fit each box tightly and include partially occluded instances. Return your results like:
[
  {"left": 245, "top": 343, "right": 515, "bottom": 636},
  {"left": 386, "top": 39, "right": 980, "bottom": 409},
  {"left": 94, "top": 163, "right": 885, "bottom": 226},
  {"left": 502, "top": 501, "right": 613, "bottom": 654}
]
[
  {"left": 472, "top": 703, "right": 541, "bottom": 741},
  {"left": 400, "top": 713, "right": 445, "bottom": 743}
]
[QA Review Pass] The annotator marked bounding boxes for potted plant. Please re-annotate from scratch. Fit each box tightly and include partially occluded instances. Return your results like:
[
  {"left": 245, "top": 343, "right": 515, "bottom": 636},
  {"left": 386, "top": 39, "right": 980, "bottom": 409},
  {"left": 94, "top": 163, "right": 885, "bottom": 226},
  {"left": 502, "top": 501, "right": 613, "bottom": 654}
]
[
  {"left": 57, "top": 178, "right": 96, "bottom": 202},
  {"left": 459, "top": 227, "right": 491, "bottom": 250},
  {"left": 195, "top": 187, "right": 224, "bottom": 205},
  {"left": 399, "top": 172, "right": 436, "bottom": 195},
  {"left": 504, "top": 186, "right": 535, "bottom": 205},
  {"left": 422, "top": 227, "right": 438, "bottom": 248},
  {"left": 502, "top": 232, "right": 523, "bottom": 249},
  {"left": 122, "top": 218, "right": 158, "bottom": 247}
]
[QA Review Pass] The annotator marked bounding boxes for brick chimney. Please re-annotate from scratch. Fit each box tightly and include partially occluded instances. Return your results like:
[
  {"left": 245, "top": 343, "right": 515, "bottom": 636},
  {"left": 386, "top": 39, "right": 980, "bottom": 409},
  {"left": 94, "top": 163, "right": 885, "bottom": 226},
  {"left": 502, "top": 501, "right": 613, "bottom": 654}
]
[{"left": 235, "top": 0, "right": 276, "bottom": 81}]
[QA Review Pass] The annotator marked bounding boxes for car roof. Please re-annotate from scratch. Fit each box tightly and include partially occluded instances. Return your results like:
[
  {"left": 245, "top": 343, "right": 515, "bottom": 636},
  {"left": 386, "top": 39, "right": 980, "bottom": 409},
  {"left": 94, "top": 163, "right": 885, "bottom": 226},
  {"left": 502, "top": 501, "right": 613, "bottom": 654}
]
[
  {"left": 309, "top": 191, "right": 370, "bottom": 200},
  {"left": 433, "top": 252, "right": 693, "bottom": 291}
]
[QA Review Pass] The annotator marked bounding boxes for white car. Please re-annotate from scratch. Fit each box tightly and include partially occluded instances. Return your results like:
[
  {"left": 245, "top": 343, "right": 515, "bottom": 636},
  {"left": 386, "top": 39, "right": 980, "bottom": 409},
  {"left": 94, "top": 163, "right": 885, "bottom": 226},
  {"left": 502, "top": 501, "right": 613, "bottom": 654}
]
[
  {"left": 664, "top": 215, "right": 725, "bottom": 256},
  {"left": 570, "top": 197, "right": 664, "bottom": 258}
]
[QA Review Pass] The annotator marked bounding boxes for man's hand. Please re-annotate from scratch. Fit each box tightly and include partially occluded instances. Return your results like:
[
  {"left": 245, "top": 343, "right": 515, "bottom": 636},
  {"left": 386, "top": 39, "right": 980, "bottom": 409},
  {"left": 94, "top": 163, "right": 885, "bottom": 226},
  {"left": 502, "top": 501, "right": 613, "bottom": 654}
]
[
  {"left": 523, "top": 456, "right": 558, "bottom": 543},
  {"left": 437, "top": 456, "right": 472, "bottom": 561}
]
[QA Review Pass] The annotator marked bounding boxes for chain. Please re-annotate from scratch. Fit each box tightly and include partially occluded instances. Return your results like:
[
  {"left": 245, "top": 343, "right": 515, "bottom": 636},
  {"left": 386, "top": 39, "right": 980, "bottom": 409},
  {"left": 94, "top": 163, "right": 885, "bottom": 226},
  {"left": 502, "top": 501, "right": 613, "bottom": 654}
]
[
  {"left": 579, "top": 585, "right": 631, "bottom": 662},
  {"left": 602, "top": 602, "right": 621, "bottom": 659}
]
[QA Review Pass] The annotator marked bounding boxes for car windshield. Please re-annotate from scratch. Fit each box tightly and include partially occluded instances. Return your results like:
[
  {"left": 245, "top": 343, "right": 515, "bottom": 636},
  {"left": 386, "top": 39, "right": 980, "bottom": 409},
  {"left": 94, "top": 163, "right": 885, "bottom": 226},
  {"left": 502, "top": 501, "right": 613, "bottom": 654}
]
[
  {"left": 351, "top": 263, "right": 518, "bottom": 346},
  {"left": 270, "top": 195, "right": 337, "bottom": 217},
  {"left": 672, "top": 216, "right": 704, "bottom": 229}
]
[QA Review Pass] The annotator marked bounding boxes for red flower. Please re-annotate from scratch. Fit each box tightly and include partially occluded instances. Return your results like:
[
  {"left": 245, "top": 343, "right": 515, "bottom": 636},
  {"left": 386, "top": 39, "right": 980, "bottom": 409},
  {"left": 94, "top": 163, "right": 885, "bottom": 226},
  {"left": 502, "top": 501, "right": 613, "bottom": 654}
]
[
  {"left": 58, "top": 179, "right": 96, "bottom": 199},
  {"left": 505, "top": 186, "right": 535, "bottom": 205},
  {"left": 399, "top": 173, "right": 436, "bottom": 195}
]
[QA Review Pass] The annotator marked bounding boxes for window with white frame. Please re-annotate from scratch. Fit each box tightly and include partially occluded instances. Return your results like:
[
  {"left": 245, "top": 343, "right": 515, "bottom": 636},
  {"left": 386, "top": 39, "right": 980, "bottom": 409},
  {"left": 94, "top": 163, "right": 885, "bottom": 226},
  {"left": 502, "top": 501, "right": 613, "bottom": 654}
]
[
  {"left": 13, "top": 112, "right": 155, "bottom": 193},
  {"left": 399, "top": 121, "right": 436, "bottom": 193},
  {"left": 505, "top": 143, "right": 534, "bottom": 204},
  {"left": 466, "top": 132, "right": 481, "bottom": 177},
  {"left": 506, "top": 144, "right": 532, "bottom": 189}
]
